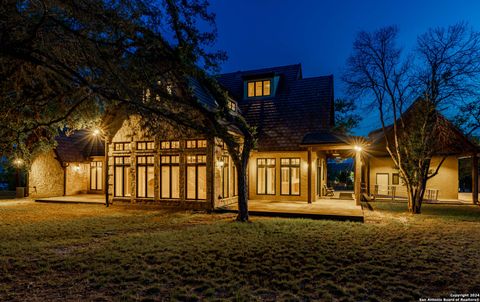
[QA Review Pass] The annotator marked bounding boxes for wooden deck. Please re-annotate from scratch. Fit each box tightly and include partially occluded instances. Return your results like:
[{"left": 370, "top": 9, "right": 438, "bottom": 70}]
[
  {"left": 215, "top": 199, "right": 364, "bottom": 222},
  {"left": 35, "top": 194, "right": 105, "bottom": 205}
]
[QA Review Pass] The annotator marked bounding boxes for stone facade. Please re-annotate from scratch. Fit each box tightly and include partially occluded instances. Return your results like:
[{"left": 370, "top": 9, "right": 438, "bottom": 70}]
[{"left": 29, "top": 150, "right": 64, "bottom": 198}]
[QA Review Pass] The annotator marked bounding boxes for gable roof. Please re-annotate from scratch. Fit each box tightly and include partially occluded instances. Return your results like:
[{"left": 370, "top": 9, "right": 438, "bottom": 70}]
[
  {"left": 216, "top": 64, "right": 334, "bottom": 150},
  {"left": 368, "top": 100, "right": 479, "bottom": 155},
  {"left": 55, "top": 130, "right": 104, "bottom": 163}
]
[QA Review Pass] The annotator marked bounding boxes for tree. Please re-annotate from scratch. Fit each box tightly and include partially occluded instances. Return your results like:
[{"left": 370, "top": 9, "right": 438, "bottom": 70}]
[
  {"left": 0, "top": 0, "right": 254, "bottom": 221},
  {"left": 344, "top": 23, "right": 480, "bottom": 213},
  {"left": 332, "top": 98, "right": 362, "bottom": 135}
]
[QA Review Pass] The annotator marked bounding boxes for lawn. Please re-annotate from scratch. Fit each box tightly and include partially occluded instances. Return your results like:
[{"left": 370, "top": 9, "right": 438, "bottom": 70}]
[{"left": 1, "top": 200, "right": 480, "bottom": 301}]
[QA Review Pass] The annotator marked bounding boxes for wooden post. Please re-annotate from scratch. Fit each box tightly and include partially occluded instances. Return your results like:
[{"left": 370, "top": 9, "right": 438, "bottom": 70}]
[
  {"left": 105, "top": 136, "right": 110, "bottom": 207},
  {"left": 307, "top": 148, "right": 312, "bottom": 204},
  {"left": 473, "top": 153, "right": 478, "bottom": 205},
  {"left": 354, "top": 151, "right": 362, "bottom": 205}
]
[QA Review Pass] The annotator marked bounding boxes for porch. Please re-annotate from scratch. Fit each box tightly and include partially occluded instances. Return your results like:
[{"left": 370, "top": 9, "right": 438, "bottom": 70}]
[
  {"left": 35, "top": 194, "right": 105, "bottom": 205},
  {"left": 215, "top": 198, "right": 364, "bottom": 222}
]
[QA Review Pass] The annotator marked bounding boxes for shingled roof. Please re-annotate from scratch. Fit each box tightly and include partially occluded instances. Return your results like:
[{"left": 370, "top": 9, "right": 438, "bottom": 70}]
[
  {"left": 216, "top": 64, "right": 334, "bottom": 150},
  {"left": 54, "top": 130, "right": 104, "bottom": 163}
]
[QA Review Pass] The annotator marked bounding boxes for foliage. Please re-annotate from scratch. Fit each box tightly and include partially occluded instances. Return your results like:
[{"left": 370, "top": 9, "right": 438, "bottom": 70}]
[
  {"left": 332, "top": 98, "right": 361, "bottom": 134},
  {"left": 344, "top": 23, "right": 480, "bottom": 213},
  {"left": 0, "top": 0, "right": 254, "bottom": 220}
]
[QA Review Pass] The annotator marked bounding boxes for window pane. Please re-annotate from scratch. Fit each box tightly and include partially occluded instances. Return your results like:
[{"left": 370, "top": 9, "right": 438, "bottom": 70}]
[
  {"left": 263, "top": 80, "right": 271, "bottom": 95},
  {"left": 91, "top": 166, "right": 96, "bottom": 189},
  {"left": 137, "top": 166, "right": 146, "bottom": 197},
  {"left": 281, "top": 167, "right": 289, "bottom": 195},
  {"left": 161, "top": 166, "right": 170, "bottom": 198},
  {"left": 198, "top": 166, "right": 207, "bottom": 200},
  {"left": 267, "top": 167, "right": 275, "bottom": 194},
  {"left": 255, "top": 81, "right": 262, "bottom": 96},
  {"left": 124, "top": 166, "right": 131, "bottom": 196},
  {"left": 115, "top": 166, "right": 123, "bottom": 196},
  {"left": 257, "top": 167, "right": 266, "bottom": 194},
  {"left": 147, "top": 166, "right": 154, "bottom": 198},
  {"left": 248, "top": 82, "right": 255, "bottom": 97},
  {"left": 96, "top": 165, "right": 102, "bottom": 190},
  {"left": 187, "top": 166, "right": 196, "bottom": 199},
  {"left": 223, "top": 165, "right": 229, "bottom": 198},
  {"left": 292, "top": 167, "right": 300, "bottom": 195},
  {"left": 172, "top": 166, "right": 180, "bottom": 198}
]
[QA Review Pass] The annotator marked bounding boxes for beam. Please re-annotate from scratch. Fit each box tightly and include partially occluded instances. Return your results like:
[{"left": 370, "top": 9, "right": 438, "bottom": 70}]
[
  {"left": 354, "top": 151, "right": 362, "bottom": 205},
  {"left": 473, "top": 153, "right": 478, "bottom": 205},
  {"left": 307, "top": 148, "right": 313, "bottom": 204}
]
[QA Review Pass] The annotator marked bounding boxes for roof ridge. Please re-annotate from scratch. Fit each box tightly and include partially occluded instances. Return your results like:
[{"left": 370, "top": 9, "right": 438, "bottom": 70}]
[{"left": 217, "top": 63, "right": 301, "bottom": 77}]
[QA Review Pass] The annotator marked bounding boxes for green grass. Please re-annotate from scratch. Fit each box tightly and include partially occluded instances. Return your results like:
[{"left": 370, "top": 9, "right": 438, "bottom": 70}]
[{"left": 1, "top": 200, "right": 480, "bottom": 301}]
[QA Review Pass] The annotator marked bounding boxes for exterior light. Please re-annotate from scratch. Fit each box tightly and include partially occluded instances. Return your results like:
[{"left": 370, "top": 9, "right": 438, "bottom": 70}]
[
  {"left": 92, "top": 129, "right": 101, "bottom": 136},
  {"left": 13, "top": 158, "right": 23, "bottom": 167},
  {"left": 73, "top": 165, "right": 81, "bottom": 172},
  {"left": 216, "top": 160, "right": 225, "bottom": 168},
  {"left": 354, "top": 145, "right": 362, "bottom": 152}
]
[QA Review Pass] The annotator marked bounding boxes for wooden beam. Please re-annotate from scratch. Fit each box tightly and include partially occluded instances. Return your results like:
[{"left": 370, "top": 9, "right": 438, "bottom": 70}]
[
  {"left": 354, "top": 151, "right": 362, "bottom": 205},
  {"left": 307, "top": 148, "right": 313, "bottom": 204},
  {"left": 473, "top": 153, "right": 478, "bottom": 205}
]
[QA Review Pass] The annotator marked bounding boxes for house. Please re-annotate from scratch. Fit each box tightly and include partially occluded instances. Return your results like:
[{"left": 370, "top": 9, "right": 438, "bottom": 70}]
[{"left": 27, "top": 64, "right": 480, "bottom": 206}]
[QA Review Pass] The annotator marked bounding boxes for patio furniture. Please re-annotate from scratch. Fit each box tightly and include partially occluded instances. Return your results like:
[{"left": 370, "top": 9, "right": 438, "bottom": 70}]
[{"left": 323, "top": 184, "right": 335, "bottom": 197}]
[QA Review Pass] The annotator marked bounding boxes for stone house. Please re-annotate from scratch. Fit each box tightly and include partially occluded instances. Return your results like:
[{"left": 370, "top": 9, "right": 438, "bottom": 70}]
[{"left": 28, "top": 64, "right": 480, "bottom": 206}]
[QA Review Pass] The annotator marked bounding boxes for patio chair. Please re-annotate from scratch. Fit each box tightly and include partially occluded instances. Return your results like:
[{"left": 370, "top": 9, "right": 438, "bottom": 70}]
[{"left": 323, "top": 184, "right": 335, "bottom": 197}]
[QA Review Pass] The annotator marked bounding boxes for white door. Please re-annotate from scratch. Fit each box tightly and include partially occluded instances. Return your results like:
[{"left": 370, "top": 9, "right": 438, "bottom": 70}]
[{"left": 376, "top": 173, "right": 389, "bottom": 195}]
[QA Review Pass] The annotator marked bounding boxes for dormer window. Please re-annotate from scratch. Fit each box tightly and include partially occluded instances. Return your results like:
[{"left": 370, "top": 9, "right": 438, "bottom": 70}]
[{"left": 247, "top": 80, "right": 271, "bottom": 97}]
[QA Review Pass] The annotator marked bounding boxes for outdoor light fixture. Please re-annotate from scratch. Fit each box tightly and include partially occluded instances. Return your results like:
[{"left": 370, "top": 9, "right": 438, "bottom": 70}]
[
  {"left": 73, "top": 165, "right": 81, "bottom": 172},
  {"left": 92, "top": 129, "right": 101, "bottom": 136},
  {"left": 353, "top": 145, "right": 362, "bottom": 152},
  {"left": 13, "top": 158, "right": 23, "bottom": 167},
  {"left": 216, "top": 160, "right": 225, "bottom": 168}
]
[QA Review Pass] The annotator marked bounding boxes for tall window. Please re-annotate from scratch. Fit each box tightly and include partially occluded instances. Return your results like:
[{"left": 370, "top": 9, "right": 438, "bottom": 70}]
[
  {"left": 137, "top": 156, "right": 154, "bottom": 198},
  {"left": 114, "top": 157, "right": 131, "bottom": 197},
  {"left": 233, "top": 165, "right": 238, "bottom": 197},
  {"left": 247, "top": 80, "right": 271, "bottom": 97},
  {"left": 257, "top": 158, "right": 275, "bottom": 195},
  {"left": 281, "top": 158, "right": 300, "bottom": 195},
  {"left": 160, "top": 155, "right": 180, "bottom": 199},
  {"left": 186, "top": 155, "right": 207, "bottom": 200},
  {"left": 90, "top": 161, "right": 103, "bottom": 190},
  {"left": 392, "top": 173, "right": 400, "bottom": 185},
  {"left": 221, "top": 156, "right": 229, "bottom": 198}
]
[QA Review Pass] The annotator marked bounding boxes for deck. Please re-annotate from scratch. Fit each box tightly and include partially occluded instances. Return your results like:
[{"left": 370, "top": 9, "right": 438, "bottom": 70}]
[
  {"left": 215, "top": 199, "right": 364, "bottom": 222},
  {"left": 35, "top": 194, "right": 105, "bottom": 205}
]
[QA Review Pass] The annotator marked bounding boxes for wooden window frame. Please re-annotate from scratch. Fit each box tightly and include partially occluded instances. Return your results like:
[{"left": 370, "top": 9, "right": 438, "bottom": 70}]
[
  {"left": 392, "top": 173, "right": 400, "bottom": 185},
  {"left": 114, "top": 156, "right": 130, "bottom": 197},
  {"left": 136, "top": 156, "right": 154, "bottom": 198},
  {"left": 256, "top": 158, "right": 276, "bottom": 195},
  {"left": 159, "top": 155, "right": 180, "bottom": 199},
  {"left": 90, "top": 161, "right": 103, "bottom": 191},
  {"left": 221, "top": 155, "right": 229, "bottom": 198},
  {"left": 114, "top": 142, "right": 131, "bottom": 152},
  {"left": 186, "top": 154, "right": 207, "bottom": 200},
  {"left": 247, "top": 79, "right": 272, "bottom": 97},
  {"left": 280, "top": 158, "right": 301, "bottom": 196},
  {"left": 136, "top": 141, "right": 155, "bottom": 151}
]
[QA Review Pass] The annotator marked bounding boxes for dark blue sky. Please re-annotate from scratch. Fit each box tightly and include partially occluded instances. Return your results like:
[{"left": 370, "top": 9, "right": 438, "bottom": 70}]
[{"left": 208, "top": 0, "right": 480, "bottom": 134}]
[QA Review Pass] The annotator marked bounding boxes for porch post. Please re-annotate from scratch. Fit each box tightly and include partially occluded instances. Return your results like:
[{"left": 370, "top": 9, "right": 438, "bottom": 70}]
[
  {"left": 105, "top": 136, "right": 110, "bottom": 207},
  {"left": 307, "top": 147, "right": 313, "bottom": 204},
  {"left": 473, "top": 153, "right": 478, "bottom": 205},
  {"left": 354, "top": 150, "right": 362, "bottom": 205}
]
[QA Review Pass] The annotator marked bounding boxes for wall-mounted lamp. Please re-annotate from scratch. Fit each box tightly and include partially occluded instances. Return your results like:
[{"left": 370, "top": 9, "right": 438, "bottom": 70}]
[
  {"left": 353, "top": 145, "right": 362, "bottom": 152},
  {"left": 73, "top": 165, "right": 81, "bottom": 172},
  {"left": 216, "top": 160, "right": 225, "bottom": 169},
  {"left": 13, "top": 158, "right": 23, "bottom": 167}
]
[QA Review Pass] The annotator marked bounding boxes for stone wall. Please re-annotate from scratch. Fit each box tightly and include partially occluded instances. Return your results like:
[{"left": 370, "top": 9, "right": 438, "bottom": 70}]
[
  {"left": 29, "top": 150, "right": 64, "bottom": 198},
  {"left": 65, "top": 163, "right": 89, "bottom": 195}
]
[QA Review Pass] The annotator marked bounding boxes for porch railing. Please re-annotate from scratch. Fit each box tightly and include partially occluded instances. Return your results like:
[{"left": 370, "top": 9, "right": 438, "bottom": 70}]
[{"left": 363, "top": 184, "right": 439, "bottom": 202}]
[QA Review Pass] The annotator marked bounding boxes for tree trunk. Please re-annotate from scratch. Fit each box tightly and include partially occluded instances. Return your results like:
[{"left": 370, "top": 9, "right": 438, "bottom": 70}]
[
  {"left": 406, "top": 159, "right": 431, "bottom": 214},
  {"left": 236, "top": 157, "right": 249, "bottom": 222}
]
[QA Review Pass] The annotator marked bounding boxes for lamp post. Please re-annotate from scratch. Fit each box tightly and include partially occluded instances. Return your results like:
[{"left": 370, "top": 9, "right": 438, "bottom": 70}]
[
  {"left": 13, "top": 158, "right": 24, "bottom": 198},
  {"left": 353, "top": 145, "right": 362, "bottom": 206}
]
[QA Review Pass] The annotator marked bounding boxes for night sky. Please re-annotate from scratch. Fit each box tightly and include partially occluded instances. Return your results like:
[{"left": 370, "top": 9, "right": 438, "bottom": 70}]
[{"left": 208, "top": 0, "right": 480, "bottom": 134}]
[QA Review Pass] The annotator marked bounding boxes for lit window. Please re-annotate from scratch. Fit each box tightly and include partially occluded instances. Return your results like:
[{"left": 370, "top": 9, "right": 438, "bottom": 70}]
[
  {"left": 137, "top": 156, "right": 154, "bottom": 198},
  {"left": 280, "top": 158, "right": 300, "bottom": 196},
  {"left": 186, "top": 155, "right": 207, "bottom": 200},
  {"left": 137, "top": 141, "right": 154, "bottom": 150},
  {"left": 392, "top": 173, "right": 400, "bottom": 185},
  {"left": 233, "top": 165, "right": 238, "bottom": 196},
  {"left": 90, "top": 161, "right": 103, "bottom": 191},
  {"left": 160, "top": 140, "right": 180, "bottom": 149},
  {"left": 257, "top": 158, "right": 275, "bottom": 195},
  {"left": 114, "top": 142, "right": 131, "bottom": 151},
  {"left": 160, "top": 155, "right": 180, "bottom": 199},
  {"left": 221, "top": 156, "right": 229, "bottom": 198},
  {"left": 228, "top": 100, "right": 237, "bottom": 111},
  {"left": 114, "top": 157, "right": 131, "bottom": 197},
  {"left": 247, "top": 80, "right": 272, "bottom": 97},
  {"left": 186, "top": 139, "right": 207, "bottom": 149}
]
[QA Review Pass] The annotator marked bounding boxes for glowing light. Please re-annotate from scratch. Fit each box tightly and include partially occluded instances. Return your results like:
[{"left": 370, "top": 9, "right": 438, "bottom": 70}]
[
  {"left": 13, "top": 158, "right": 23, "bottom": 167},
  {"left": 73, "top": 165, "right": 81, "bottom": 172},
  {"left": 353, "top": 145, "right": 362, "bottom": 152},
  {"left": 92, "top": 129, "right": 101, "bottom": 136},
  {"left": 216, "top": 160, "right": 225, "bottom": 168}
]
